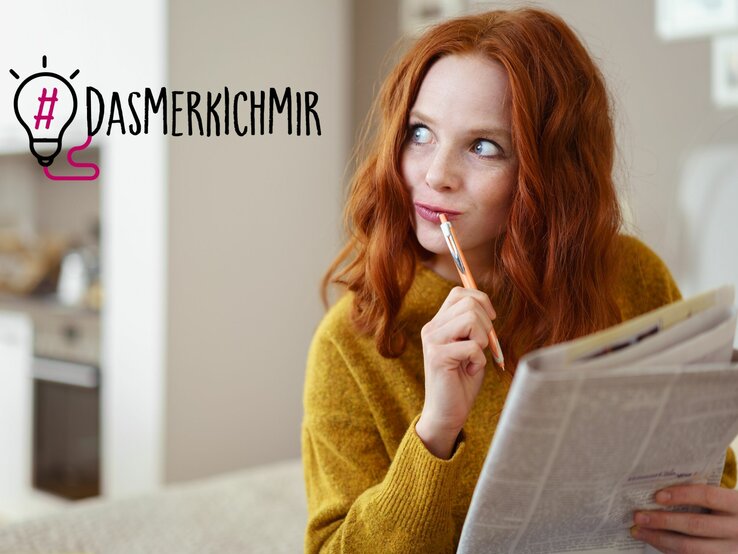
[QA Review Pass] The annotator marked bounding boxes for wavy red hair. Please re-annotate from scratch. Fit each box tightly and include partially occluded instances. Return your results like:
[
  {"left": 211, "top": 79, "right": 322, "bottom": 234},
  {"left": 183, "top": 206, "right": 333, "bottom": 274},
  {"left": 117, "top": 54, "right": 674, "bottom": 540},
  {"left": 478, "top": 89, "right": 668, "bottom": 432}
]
[{"left": 322, "top": 8, "right": 623, "bottom": 369}]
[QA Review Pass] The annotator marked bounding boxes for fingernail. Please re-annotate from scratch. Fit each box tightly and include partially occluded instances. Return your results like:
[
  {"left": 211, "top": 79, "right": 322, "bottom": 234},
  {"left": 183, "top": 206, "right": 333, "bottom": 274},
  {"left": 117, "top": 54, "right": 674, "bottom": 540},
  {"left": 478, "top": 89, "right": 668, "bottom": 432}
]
[
  {"left": 634, "top": 512, "right": 650, "bottom": 525},
  {"left": 630, "top": 525, "right": 641, "bottom": 539},
  {"left": 656, "top": 491, "right": 671, "bottom": 503}
]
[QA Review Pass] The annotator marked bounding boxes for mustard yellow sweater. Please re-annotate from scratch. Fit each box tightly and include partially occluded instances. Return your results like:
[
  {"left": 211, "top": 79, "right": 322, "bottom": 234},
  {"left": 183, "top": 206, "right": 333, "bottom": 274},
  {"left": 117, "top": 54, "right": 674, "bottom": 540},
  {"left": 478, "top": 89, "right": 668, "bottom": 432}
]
[{"left": 302, "top": 236, "right": 737, "bottom": 553}]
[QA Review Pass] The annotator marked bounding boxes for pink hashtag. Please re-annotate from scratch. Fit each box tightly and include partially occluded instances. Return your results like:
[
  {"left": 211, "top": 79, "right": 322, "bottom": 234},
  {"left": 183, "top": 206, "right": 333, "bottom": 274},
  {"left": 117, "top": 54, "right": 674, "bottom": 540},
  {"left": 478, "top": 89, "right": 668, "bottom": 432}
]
[{"left": 34, "top": 87, "right": 58, "bottom": 130}]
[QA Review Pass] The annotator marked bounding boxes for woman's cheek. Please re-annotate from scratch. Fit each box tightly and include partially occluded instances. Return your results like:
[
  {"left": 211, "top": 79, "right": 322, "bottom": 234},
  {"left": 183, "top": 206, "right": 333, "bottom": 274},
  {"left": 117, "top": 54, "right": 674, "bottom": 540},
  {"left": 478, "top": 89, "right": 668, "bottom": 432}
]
[{"left": 400, "top": 154, "right": 417, "bottom": 191}]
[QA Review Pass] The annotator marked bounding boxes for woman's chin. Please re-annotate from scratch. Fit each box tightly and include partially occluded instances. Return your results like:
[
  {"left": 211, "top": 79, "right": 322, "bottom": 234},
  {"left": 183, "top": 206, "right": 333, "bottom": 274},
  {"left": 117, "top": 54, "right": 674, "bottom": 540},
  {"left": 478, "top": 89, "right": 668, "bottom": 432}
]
[{"left": 416, "top": 233, "right": 448, "bottom": 256}]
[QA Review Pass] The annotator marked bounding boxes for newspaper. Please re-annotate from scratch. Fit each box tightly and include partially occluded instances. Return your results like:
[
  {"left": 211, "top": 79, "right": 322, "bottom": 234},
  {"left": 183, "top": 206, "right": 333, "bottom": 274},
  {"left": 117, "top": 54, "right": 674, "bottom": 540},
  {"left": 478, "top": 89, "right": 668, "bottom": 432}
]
[{"left": 458, "top": 286, "right": 738, "bottom": 554}]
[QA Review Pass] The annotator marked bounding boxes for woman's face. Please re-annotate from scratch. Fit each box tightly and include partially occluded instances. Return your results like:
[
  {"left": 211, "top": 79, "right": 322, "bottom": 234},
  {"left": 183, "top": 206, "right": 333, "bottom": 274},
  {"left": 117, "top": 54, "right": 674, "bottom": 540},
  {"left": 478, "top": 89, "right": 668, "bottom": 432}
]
[{"left": 401, "top": 52, "right": 518, "bottom": 280}]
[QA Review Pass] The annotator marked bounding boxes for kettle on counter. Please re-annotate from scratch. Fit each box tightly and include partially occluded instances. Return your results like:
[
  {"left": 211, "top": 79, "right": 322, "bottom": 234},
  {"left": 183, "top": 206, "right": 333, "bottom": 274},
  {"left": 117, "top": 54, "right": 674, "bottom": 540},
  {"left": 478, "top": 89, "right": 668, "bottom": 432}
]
[{"left": 57, "top": 245, "right": 99, "bottom": 307}]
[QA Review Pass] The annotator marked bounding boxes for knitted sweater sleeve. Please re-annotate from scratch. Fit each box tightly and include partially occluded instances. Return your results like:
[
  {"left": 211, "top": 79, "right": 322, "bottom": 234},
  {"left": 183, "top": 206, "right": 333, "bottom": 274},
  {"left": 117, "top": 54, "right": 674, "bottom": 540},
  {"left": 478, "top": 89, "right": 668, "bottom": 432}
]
[{"left": 301, "top": 322, "right": 464, "bottom": 553}]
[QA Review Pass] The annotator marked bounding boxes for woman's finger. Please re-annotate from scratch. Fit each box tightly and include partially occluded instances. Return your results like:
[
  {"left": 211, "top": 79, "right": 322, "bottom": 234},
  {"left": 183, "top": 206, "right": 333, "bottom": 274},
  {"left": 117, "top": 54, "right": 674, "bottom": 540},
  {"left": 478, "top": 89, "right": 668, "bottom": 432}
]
[
  {"left": 654, "top": 485, "right": 738, "bottom": 515},
  {"left": 634, "top": 509, "right": 738, "bottom": 539},
  {"left": 631, "top": 525, "right": 736, "bottom": 553},
  {"left": 438, "top": 286, "right": 497, "bottom": 321},
  {"left": 429, "top": 308, "right": 491, "bottom": 350},
  {"left": 437, "top": 340, "right": 488, "bottom": 375}
]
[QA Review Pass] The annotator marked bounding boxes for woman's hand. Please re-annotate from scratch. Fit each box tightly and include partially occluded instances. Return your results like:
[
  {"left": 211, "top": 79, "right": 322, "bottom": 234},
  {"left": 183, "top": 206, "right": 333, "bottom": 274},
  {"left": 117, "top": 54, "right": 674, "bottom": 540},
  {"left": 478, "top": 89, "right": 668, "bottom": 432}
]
[
  {"left": 631, "top": 484, "right": 738, "bottom": 553},
  {"left": 415, "top": 286, "right": 496, "bottom": 459}
]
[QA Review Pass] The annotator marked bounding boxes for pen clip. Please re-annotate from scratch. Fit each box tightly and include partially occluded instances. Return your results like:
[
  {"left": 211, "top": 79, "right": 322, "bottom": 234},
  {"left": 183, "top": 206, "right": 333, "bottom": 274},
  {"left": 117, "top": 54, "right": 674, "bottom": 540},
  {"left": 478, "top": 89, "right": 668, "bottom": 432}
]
[{"left": 440, "top": 221, "right": 466, "bottom": 275}]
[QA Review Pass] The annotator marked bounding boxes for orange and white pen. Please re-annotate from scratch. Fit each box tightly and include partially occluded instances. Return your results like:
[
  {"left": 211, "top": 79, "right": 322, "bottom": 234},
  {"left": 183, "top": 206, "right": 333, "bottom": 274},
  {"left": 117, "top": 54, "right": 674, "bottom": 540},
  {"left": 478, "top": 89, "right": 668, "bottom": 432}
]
[{"left": 439, "top": 213, "right": 505, "bottom": 371}]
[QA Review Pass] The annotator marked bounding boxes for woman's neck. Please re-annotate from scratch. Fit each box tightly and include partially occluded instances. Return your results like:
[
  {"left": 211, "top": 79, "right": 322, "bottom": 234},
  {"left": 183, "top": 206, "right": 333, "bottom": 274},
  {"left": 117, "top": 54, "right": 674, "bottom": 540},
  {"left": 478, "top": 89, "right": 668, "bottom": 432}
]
[
  {"left": 421, "top": 244, "right": 502, "bottom": 293},
  {"left": 422, "top": 255, "right": 463, "bottom": 285}
]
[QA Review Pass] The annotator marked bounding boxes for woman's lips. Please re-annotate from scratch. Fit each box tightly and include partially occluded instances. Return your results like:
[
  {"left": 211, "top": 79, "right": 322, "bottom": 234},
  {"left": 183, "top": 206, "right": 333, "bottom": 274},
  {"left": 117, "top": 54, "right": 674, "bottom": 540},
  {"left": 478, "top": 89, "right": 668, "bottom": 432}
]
[{"left": 414, "top": 203, "right": 460, "bottom": 224}]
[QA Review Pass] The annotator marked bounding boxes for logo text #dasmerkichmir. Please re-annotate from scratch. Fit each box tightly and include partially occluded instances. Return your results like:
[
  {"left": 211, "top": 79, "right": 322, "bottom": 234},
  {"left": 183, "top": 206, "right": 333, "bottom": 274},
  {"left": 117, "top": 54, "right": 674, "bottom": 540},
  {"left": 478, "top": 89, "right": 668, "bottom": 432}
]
[{"left": 86, "top": 86, "right": 321, "bottom": 137}]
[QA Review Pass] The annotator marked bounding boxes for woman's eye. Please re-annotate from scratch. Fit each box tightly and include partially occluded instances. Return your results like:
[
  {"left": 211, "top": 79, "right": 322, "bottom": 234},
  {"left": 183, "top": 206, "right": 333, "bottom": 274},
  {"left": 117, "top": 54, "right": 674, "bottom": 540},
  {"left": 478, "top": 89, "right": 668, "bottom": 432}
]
[
  {"left": 410, "top": 124, "right": 431, "bottom": 144},
  {"left": 473, "top": 139, "right": 501, "bottom": 158}
]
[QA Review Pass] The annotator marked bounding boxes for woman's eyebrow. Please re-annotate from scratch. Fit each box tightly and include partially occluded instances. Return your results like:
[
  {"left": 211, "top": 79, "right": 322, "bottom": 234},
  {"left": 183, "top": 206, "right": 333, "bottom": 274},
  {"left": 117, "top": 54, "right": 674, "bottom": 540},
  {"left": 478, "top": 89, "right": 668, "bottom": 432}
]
[{"left": 409, "top": 109, "right": 511, "bottom": 140}]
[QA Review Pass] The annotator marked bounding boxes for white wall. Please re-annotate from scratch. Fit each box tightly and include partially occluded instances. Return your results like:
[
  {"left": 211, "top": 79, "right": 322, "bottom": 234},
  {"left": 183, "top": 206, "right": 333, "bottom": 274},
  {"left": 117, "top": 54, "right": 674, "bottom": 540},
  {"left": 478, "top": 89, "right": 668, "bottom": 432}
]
[{"left": 165, "top": 0, "right": 350, "bottom": 482}]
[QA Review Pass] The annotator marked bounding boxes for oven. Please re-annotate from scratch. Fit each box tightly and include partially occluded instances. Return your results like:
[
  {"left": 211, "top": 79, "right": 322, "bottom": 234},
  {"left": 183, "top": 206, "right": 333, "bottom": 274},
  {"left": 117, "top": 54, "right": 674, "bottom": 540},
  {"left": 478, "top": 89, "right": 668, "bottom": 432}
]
[{"left": 31, "top": 306, "right": 101, "bottom": 500}]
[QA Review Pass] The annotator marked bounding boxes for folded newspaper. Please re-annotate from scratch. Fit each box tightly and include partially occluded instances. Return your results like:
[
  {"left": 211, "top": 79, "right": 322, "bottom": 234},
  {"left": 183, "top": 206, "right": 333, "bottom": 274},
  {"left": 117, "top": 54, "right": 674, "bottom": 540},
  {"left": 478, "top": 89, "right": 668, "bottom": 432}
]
[{"left": 458, "top": 285, "right": 738, "bottom": 554}]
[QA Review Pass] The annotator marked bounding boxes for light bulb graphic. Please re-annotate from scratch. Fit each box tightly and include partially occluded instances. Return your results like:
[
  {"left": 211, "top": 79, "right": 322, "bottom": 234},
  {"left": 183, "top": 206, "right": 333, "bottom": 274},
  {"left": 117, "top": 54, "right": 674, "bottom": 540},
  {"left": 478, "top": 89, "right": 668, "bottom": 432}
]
[{"left": 10, "top": 56, "right": 78, "bottom": 167}]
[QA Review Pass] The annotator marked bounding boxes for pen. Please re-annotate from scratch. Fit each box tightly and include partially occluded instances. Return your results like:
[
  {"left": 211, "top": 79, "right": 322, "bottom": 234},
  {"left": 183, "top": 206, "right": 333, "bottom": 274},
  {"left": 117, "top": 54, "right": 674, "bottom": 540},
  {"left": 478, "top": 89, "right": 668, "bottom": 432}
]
[{"left": 439, "top": 213, "right": 505, "bottom": 371}]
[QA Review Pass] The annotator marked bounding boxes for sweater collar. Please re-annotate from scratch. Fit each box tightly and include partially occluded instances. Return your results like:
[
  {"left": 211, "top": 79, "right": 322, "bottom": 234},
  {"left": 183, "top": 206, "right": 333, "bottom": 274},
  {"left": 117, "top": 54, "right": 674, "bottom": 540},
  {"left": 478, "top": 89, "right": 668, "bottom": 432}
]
[{"left": 401, "top": 263, "right": 502, "bottom": 326}]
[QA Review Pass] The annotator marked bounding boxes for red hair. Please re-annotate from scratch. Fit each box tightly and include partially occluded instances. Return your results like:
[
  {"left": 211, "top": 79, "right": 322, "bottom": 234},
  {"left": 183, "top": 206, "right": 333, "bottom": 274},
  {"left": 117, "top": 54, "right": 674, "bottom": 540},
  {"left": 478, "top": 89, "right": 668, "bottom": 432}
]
[{"left": 322, "top": 8, "right": 623, "bottom": 369}]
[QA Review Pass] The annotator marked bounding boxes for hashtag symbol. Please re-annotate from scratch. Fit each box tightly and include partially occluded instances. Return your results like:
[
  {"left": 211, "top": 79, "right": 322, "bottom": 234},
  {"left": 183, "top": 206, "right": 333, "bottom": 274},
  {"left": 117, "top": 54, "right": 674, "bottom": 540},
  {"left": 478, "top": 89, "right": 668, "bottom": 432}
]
[{"left": 34, "top": 87, "right": 58, "bottom": 130}]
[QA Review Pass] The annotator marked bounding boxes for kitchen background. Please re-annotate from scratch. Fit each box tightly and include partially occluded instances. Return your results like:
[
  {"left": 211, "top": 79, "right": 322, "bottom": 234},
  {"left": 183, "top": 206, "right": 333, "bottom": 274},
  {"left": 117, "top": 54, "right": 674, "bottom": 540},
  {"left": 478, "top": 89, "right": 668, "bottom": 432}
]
[{"left": 0, "top": 0, "right": 737, "bottom": 521}]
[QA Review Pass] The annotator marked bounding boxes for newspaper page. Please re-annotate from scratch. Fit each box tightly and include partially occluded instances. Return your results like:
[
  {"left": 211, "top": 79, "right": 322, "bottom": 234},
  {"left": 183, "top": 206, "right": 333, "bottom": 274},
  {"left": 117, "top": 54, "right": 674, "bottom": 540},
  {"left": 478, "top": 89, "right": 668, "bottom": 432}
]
[{"left": 458, "top": 288, "right": 738, "bottom": 554}]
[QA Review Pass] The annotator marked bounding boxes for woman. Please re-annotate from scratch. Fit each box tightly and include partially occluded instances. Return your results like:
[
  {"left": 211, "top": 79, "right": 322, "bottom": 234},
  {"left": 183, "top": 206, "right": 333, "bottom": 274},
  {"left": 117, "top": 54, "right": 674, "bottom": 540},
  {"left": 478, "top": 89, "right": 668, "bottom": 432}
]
[{"left": 302, "top": 8, "right": 738, "bottom": 553}]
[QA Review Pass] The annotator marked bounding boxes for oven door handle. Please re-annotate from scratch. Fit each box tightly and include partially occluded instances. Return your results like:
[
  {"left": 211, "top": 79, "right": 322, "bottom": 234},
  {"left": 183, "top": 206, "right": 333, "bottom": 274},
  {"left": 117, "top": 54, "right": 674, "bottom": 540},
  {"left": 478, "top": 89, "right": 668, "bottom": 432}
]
[{"left": 32, "top": 357, "right": 99, "bottom": 388}]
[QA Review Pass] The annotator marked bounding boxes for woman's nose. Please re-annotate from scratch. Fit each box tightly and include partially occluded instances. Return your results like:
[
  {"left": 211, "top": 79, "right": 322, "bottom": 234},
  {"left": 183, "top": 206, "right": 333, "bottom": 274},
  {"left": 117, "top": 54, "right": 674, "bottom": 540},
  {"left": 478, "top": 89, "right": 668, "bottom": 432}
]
[{"left": 425, "top": 147, "right": 462, "bottom": 191}]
